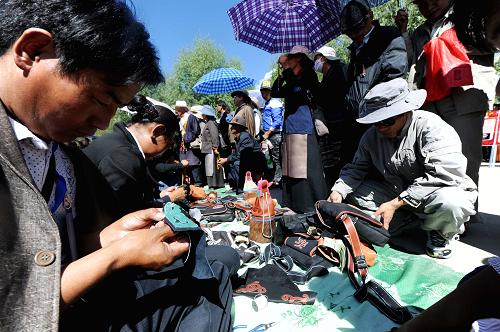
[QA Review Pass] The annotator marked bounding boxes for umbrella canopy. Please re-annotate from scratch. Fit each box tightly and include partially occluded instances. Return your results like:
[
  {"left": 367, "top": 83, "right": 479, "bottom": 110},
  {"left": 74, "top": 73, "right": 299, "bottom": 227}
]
[
  {"left": 228, "top": 0, "right": 390, "bottom": 54},
  {"left": 192, "top": 68, "right": 256, "bottom": 95}
]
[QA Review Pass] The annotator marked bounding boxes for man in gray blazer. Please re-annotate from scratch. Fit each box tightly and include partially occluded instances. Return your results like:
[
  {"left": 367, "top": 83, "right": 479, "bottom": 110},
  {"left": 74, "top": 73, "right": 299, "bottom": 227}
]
[{"left": 0, "top": 1, "right": 232, "bottom": 331}]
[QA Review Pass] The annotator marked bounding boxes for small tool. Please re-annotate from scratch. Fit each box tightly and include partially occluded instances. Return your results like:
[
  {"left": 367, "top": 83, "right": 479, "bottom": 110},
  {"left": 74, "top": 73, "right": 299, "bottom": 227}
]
[{"left": 248, "top": 321, "right": 277, "bottom": 332}]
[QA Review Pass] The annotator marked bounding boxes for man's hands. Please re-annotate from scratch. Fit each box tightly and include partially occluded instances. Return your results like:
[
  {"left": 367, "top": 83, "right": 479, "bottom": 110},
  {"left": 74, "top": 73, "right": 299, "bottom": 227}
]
[
  {"left": 217, "top": 157, "right": 228, "bottom": 167},
  {"left": 262, "top": 132, "right": 270, "bottom": 141},
  {"left": 373, "top": 197, "right": 406, "bottom": 230},
  {"left": 61, "top": 208, "right": 189, "bottom": 305},
  {"left": 99, "top": 208, "right": 189, "bottom": 270},
  {"left": 327, "top": 191, "right": 343, "bottom": 203},
  {"left": 112, "top": 221, "right": 189, "bottom": 270},
  {"left": 181, "top": 159, "right": 189, "bottom": 167},
  {"left": 160, "top": 186, "right": 187, "bottom": 202},
  {"left": 100, "top": 208, "right": 165, "bottom": 247}
]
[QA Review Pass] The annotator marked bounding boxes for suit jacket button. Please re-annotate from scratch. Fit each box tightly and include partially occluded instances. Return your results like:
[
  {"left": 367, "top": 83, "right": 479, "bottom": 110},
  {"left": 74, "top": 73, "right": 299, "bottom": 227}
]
[{"left": 34, "top": 250, "right": 56, "bottom": 266}]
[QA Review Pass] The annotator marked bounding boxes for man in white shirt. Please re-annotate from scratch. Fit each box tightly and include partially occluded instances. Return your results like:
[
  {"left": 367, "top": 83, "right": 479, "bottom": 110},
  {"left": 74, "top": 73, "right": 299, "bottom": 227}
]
[{"left": 0, "top": 1, "right": 233, "bottom": 331}]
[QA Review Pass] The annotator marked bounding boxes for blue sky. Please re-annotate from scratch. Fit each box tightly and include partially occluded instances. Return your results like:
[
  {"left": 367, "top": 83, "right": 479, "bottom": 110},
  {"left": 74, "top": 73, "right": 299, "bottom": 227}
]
[{"left": 130, "top": 0, "right": 277, "bottom": 83}]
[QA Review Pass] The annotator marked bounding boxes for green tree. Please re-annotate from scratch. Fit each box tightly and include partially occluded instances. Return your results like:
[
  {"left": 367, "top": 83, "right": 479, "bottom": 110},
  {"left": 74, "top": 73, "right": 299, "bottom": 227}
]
[
  {"left": 95, "top": 108, "right": 132, "bottom": 137},
  {"left": 372, "top": 0, "right": 425, "bottom": 30},
  {"left": 143, "top": 38, "right": 244, "bottom": 111}
]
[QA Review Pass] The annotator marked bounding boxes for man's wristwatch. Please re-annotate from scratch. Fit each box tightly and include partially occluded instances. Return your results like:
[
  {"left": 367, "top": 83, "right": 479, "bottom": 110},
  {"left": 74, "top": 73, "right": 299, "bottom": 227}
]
[{"left": 398, "top": 191, "right": 420, "bottom": 208}]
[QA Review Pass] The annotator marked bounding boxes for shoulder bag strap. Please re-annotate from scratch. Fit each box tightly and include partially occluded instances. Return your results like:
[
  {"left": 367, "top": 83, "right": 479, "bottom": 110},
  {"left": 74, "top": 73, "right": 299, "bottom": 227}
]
[{"left": 315, "top": 202, "right": 416, "bottom": 324}]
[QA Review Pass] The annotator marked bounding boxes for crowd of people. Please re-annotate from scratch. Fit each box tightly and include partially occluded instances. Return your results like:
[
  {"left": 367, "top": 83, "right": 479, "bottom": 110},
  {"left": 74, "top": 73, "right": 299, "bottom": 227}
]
[{"left": 0, "top": 0, "right": 499, "bottom": 331}]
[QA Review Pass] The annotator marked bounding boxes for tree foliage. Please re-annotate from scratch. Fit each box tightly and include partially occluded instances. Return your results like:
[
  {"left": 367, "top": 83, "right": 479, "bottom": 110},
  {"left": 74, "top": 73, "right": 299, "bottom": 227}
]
[
  {"left": 98, "top": 38, "right": 244, "bottom": 135},
  {"left": 142, "top": 38, "right": 244, "bottom": 111},
  {"left": 95, "top": 109, "right": 132, "bottom": 137}
]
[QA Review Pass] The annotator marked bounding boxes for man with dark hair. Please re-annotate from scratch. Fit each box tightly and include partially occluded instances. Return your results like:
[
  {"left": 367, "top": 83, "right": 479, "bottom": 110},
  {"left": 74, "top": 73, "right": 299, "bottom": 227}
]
[
  {"left": 260, "top": 80, "right": 283, "bottom": 186},
  {"left": 216, "top": 99, "right": 232, "bottom": 151},
  {"left": 231, "top": 90, "right": 256, "bottom": 138},
  {"left": 0, "top": 1, "right": 232, "bottom": 331},
  {"left": 341, "top": 0, "right": 408, "bottom": 160}
]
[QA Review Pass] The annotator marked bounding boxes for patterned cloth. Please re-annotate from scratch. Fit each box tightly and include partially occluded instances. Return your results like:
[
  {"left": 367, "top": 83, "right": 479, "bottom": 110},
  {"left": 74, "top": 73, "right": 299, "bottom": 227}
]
[
  {"left": 228, "top": 0, "right": 342, "bottom": 53},
  {"left": 227, "top": 0, "right": 391, "bottom": 54},
  {"left": 8, "top": 117, "right": 76, "bottom": 263},
  {"left": 8, "top": 117, "right": 76, "bottom": 218},
  {"left": 192, "top": 68, "right": 255, "bottom": 95}
]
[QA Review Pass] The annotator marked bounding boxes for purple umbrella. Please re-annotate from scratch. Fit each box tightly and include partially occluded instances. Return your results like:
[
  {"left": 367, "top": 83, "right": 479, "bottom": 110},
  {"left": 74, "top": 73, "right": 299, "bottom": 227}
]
[
  {"left": 228, "top": 0, "right": 342, "bottom": 53},
  {"left": 228, "top": 0, "right": 390, "bottom": 54}
]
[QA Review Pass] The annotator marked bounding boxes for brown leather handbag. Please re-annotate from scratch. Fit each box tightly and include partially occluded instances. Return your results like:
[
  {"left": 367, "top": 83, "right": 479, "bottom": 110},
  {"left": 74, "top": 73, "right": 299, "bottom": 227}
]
[{"left": 249, "top": 180, "right": 276, "bottom": 243}]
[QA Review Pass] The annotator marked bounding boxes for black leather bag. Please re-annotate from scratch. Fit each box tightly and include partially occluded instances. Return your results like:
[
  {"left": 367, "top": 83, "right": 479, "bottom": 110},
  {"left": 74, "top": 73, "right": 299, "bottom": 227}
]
[
  {"left": 274, "top": 212, "right": 326, "bottom": 245},
  {"left": 315, "top": 200, "right": 421, "bottom": 324},
  {"left": 190, "top": 201, "right": 235, "bottom": 223},
  {"left": 314, "top": 202, "right": 390, "bottom": 247}
]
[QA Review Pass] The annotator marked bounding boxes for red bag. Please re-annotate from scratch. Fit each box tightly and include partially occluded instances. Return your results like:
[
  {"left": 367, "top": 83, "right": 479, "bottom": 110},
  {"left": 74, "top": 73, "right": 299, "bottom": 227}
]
[{"left": 423, "top": 27, "right": 473, "bottom": 102}]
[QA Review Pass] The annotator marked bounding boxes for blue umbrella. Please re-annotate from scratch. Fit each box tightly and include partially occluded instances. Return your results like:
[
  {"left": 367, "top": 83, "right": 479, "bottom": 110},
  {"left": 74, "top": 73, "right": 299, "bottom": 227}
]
[{"left": 192, "top": 68, "right": 256, "bottom": 95}]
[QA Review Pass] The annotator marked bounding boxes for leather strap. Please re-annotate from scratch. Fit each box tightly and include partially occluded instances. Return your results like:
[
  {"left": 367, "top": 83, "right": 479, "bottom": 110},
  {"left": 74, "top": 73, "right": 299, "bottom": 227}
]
[
  {"left": 287, "top": 265, "right": 329, "bottom": 285},
  {"left": 315, "top": 201, "right": 416, "bottom": 324}
]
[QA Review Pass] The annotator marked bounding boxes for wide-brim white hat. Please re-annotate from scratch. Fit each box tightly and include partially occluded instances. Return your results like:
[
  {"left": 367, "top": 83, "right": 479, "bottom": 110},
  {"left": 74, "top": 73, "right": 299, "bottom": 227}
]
[
  {"left": 357, "top": 78, "right": 427, "bottom": 124},
  {"left": 175, "top": 100, "right": 188, "bottom": 108}
]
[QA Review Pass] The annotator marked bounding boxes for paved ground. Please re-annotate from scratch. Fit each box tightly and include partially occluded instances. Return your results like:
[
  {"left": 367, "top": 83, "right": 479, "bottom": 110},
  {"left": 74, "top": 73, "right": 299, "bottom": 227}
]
[{"left": 462, "top": 166, "right": 500, "bottom": 256}]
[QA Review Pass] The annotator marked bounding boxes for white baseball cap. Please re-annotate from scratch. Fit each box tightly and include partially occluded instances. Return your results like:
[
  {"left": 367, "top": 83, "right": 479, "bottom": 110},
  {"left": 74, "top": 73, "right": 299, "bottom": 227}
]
[{"left": 309, "top": 46, "right": 339, "bottom": 61}]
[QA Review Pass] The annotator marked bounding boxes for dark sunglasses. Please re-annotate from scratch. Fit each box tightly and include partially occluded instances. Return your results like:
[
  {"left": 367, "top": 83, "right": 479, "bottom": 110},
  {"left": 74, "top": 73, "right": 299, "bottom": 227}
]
[{"left": 374, "top": 116, "right": 397, "bottom": 127}]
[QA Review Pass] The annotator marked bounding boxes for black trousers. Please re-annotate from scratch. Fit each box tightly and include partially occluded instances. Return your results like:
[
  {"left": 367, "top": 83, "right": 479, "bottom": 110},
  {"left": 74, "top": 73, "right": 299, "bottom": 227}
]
[{"left": 60, "top": 254, "right": 234, "bottom": 331}]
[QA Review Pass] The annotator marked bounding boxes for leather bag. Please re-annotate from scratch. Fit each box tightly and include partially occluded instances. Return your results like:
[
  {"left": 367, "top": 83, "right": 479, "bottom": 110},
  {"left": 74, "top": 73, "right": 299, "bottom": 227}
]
[{"left": 315, "top": 200, "right": 422, "bottom": 324}]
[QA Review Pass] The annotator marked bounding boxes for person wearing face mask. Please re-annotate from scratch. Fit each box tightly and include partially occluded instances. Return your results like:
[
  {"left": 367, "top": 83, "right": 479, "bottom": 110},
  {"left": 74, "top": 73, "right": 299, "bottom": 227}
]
[
  {"left": 271, "top": 46, "right": 328, "bottom": 213},
  {"left": 310, "top": 46, "right": 350, "bottom": 188},
  {"left": 84, "top": 95, "right": 186, "bottom": 215}
]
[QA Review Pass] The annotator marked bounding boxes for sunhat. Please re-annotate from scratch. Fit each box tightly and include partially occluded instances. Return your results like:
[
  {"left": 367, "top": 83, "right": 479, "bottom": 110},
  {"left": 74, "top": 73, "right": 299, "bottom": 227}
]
[
  {"left": 288, "top": 45, "right": 311, "bottom": 55},
  {"left": 357, "top": 78, "right": 427, "bottom": 124},
  {"left": 250, "top": 96, "right": 261, "bottom": 109},
  {"left": 175, "top": 100, "right": 189, "bottom": 111},
  {"left": 146, "top": 97, "right": 175, "bottom": 114},
  {"left": 260, "top": 80, "right": 272, "bottom": 90},
  {"left": 309, "top": 46, "right": 339, "bottom": 61},
  {"left": 229, "top": 113, "right": 248, "bottom": 129},
  {"left": 200, "top": 105, "right": 216, "bottom": 117},
  {"left": 189, "top": 105, "right": 204, "bottom": 119}
]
